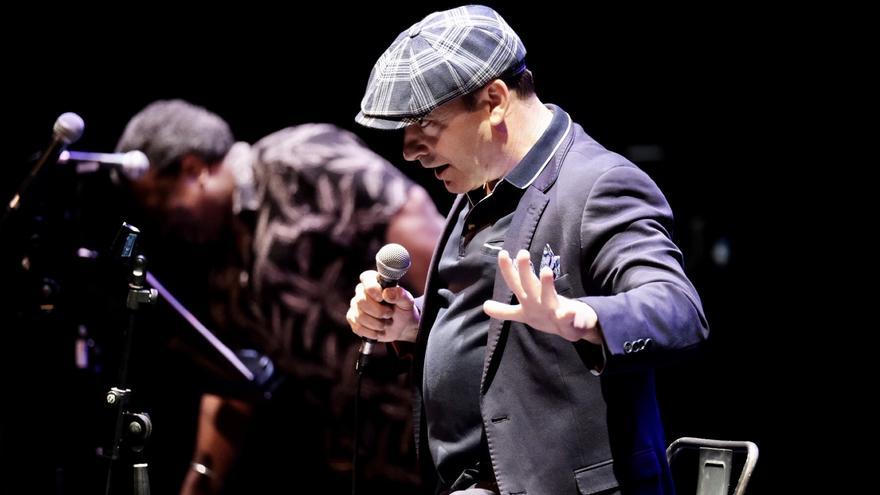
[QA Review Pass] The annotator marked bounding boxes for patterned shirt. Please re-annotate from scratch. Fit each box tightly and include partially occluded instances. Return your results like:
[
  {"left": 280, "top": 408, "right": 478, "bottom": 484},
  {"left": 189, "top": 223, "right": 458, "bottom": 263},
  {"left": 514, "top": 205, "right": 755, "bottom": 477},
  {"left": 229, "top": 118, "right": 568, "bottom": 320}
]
[{"left": 245, "top": 124, "right": 420, "bottom": 489}]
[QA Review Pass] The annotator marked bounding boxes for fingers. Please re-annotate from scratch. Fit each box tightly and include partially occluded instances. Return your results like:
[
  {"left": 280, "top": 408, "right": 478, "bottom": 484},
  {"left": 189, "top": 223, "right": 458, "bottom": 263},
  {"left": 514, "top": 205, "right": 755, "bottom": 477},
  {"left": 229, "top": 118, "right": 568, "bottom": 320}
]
[
  {"left": 346, "top": 302, "right": 390, "bottom": 341},
  {"left": 497, "top": 250, "right": 524, "bottom": 298},
  {"left": 515, "top": 250, "right": 540, "bottom": 300},
  {"left": 358, "top": 270, "right": 414, "bottom": 310},
  {"left": 355, "top": 284, "right": 393, "bottom": 320},
  {"left": 382, "top": 286, "right": 415, "bottom": 311},
  {"left": 553, "top": 297, "right": 602, "bottom": 343},
  {"left": 359, "top": 270, "right": 384, "bottom": 302},
  {"left": 499, "top": 249, "right": 542, "bottom": 304},
  {"left": 483, "top": 300, "right": 523, "bottom": 322},
  {"left": 348, "top": 273, "right": 420, "bottom": 343},
  {"left": 349, "top": 322, "right": 387, "bottom": 341},
  {"left": 485, "top": 267, "right": 557, "bottom": 325},
  {"left": 539, "top": 267, "right": 558, "bottom": 310},
  {"left": 349, "top": 278, "right": 394, "bottom": 340}
]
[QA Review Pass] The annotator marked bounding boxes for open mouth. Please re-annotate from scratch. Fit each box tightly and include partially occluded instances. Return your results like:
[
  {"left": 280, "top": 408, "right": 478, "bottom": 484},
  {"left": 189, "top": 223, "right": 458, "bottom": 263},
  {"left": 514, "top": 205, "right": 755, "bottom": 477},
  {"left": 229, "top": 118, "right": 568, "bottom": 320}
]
[{"left": 434, "top": 164, "right": 449, "bottom": 179}]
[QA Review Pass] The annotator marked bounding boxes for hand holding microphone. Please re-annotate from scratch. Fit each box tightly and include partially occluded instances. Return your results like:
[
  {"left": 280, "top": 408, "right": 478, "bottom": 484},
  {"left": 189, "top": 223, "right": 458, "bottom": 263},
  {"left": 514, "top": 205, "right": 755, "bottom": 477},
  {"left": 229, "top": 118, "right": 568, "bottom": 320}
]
[{"left": 349, "top": 243, "right": 420, "bottom": 373}]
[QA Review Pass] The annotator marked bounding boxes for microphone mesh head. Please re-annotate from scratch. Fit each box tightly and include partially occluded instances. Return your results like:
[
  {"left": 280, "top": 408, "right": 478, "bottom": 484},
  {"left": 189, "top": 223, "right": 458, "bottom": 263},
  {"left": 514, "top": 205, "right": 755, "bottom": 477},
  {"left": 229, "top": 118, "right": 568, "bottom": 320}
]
[
  {"left": 122, "top": 150, "right": 150, "bottom": 180},
  {"left": 53, "top": 112, "right": 85, "bottom": 145},
  {"left": 376, "top": 243, "right": 411, "bottom": 281}
]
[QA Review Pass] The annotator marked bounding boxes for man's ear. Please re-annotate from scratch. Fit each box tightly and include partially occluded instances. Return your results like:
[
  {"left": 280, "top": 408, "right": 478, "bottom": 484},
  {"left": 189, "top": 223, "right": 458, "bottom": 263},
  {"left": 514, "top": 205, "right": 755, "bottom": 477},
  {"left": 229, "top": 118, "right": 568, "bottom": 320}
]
[{"left": 484, "top": 79, "right": 511, "bottom": 126}]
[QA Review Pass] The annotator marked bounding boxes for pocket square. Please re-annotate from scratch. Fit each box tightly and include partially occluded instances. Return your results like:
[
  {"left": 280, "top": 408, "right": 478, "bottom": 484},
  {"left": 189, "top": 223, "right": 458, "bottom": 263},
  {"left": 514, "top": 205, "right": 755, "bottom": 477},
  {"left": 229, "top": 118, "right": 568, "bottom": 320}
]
[{"left": 540, "top": 243, "right": 561, "bottom": 279}]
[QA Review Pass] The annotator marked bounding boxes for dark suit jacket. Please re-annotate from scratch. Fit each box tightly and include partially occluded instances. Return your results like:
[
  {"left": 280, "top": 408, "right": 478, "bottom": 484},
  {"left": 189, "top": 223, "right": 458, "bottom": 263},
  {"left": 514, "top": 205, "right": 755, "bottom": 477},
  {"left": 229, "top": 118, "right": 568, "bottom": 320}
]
[{"left": 412, "top": 107, "right": 709, "bottom": 495}]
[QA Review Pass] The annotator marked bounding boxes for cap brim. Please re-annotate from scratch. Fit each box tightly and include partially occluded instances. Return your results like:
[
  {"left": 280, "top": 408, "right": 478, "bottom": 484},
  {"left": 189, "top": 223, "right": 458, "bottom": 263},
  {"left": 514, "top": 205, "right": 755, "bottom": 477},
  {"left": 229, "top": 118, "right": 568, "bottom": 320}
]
[{"left": 355, "top": 111, "right": 412, "bottom": 130}]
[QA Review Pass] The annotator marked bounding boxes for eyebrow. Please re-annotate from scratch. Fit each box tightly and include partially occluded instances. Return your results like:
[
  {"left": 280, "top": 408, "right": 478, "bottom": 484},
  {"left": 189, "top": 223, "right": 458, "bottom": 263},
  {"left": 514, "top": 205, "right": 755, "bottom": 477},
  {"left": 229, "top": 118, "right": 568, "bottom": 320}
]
[{"left": 420, "top": 110, "right": 440, "bottom": 121}]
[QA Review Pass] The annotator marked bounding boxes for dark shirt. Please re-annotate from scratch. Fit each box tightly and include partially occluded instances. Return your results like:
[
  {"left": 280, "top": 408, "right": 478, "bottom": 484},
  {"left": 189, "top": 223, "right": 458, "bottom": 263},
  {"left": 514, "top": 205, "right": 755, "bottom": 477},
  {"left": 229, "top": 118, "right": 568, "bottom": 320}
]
[{"left": 423, "top": 106, "right": 571, "bottom": 487}]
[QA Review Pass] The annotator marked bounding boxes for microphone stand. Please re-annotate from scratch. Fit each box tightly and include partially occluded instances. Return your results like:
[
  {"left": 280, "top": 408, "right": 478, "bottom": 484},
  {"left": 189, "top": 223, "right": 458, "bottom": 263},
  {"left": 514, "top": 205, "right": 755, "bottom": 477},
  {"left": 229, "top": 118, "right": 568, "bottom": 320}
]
[
  {"left": 101, "top": 253, "right": 158, "bottom": 495},
  {"left": 1, "top": 113, "right": 83, "bottom": 233},
  {"left": 98, "top": 221, "right": 276, "bottom": 494}
]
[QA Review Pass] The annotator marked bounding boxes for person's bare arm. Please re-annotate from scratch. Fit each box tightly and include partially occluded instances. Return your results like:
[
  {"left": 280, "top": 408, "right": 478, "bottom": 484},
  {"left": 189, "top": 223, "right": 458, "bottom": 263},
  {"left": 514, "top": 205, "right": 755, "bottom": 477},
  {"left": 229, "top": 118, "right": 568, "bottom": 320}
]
[
  {"left": 179, "top": 394, "right": 253, "bottom": 495},
  {"left": 385, "top": 185, "right": 444, "bottom": 295}
]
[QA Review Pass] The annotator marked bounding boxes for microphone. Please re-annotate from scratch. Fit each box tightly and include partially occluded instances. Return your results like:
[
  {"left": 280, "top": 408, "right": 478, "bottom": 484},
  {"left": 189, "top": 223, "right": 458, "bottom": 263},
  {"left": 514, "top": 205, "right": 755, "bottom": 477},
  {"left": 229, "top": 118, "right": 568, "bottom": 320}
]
[
  {"left": 58, "top": 149, "right": 150, "bottom": 180},
  {"left": 3, "top": 112, "right": 84, "bottom": 226},
  {"left": 356, "top": 243, "right": 411, "bottom": 374}
]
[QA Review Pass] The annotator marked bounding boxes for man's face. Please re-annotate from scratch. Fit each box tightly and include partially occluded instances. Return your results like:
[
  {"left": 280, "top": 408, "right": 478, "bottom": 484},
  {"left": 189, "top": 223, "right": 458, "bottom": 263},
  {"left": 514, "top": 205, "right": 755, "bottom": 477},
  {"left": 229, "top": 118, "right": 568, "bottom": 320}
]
[
  {"left": 133, "top": 157, "right": 236, "bottom": 244},
  {"left": 402, "top": 95, "right": 493, "bottom": 194}
]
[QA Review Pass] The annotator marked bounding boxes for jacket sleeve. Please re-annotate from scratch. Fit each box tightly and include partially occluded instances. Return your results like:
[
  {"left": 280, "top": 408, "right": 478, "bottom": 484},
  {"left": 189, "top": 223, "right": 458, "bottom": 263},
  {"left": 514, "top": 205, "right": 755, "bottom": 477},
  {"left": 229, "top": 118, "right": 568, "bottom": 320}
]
[{"left": 575, "top": 165, "right": 709, "bottom": 374}]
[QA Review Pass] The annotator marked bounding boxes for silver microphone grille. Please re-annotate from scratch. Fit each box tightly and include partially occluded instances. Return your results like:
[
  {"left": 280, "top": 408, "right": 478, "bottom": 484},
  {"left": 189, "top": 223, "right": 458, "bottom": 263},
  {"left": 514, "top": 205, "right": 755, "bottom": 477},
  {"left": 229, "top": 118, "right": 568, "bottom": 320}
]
[
  {"left": 376, "top": 243, "right": 411, "bottom": 281},
  {"left": 122, "top": 150, "right": 150, "bottom": 180},
  {"left": 53, "top": 112, "right": 85, "bottom": 145}
]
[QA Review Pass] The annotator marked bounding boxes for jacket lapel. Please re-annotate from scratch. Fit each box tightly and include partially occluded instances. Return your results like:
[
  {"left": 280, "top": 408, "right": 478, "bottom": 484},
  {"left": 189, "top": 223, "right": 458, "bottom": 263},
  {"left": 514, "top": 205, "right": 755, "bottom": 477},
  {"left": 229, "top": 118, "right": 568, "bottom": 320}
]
[
  {"left": 480, "top": 186, "right": 549, "bottom": 393},
  {"left": 480, "top": 123, "right": 576, "bottom": 394}
]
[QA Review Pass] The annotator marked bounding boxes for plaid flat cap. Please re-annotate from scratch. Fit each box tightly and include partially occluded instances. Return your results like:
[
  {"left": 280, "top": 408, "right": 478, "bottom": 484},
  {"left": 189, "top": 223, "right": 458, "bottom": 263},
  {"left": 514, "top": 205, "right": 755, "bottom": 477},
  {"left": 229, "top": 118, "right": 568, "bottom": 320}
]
[{"left": 355, "top": 5, "right": 527, "bottom": 130}]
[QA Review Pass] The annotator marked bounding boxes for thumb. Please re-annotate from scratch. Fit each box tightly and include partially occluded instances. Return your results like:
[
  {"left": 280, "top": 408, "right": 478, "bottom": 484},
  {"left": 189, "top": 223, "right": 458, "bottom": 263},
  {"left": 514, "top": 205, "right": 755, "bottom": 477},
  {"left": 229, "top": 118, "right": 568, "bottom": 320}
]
[
  {"left": 383, "top": 287, "right": 414, "bottom": 310},
  {"left": 483, "top": 300, "right": 519, "bottom": 320}
]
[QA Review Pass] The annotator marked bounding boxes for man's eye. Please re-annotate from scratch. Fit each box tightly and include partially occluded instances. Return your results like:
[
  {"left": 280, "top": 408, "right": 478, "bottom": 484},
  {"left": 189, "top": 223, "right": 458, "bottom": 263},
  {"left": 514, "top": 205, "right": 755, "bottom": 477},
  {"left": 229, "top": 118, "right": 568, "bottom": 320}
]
[{"left": 418, "top": 118, "right": 432, "bottom": 128}]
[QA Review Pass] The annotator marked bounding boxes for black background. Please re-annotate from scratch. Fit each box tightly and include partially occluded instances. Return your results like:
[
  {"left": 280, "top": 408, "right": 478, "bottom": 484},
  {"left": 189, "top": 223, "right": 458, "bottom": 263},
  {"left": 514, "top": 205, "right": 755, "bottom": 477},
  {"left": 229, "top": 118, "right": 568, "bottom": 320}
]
[{"left": 0, "top": 2, "right": 826, "bottom": 493}]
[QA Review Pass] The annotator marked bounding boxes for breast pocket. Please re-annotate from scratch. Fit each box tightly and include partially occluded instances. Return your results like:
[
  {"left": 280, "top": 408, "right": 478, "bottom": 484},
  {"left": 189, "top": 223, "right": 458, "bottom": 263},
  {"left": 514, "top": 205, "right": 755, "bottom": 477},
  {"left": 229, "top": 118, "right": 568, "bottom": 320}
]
[
  {"left": 553, "top": 273, "right": 572, "bottom": 296},
  {"left": 479, "top": 240, "right": 505, "bottom": 257}
]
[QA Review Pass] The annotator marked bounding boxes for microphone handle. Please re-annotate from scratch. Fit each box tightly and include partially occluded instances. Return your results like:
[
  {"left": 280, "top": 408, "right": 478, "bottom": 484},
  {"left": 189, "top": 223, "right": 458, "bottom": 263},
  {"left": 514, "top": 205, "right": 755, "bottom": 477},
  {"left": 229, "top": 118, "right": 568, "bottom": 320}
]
[
  {"left": 2, "top": 137, "right": 67, "bottom": 229},
  {"left": 355, "top": 275, "right": 399, "bottom": 374},
  {"left": 356, "top": 338, "right": 376, "bottom": 375}
]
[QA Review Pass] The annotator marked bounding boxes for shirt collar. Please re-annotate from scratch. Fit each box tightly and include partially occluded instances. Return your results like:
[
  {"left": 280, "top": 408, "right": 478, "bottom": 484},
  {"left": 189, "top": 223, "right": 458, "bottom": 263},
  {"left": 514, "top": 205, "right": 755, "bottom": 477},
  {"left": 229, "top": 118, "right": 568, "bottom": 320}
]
[
  {"left": 503, "top": 104, "right": 571, "bottom": 189},
  {"left": 465, "top": 105, "right": 571, "bottom": 206}
]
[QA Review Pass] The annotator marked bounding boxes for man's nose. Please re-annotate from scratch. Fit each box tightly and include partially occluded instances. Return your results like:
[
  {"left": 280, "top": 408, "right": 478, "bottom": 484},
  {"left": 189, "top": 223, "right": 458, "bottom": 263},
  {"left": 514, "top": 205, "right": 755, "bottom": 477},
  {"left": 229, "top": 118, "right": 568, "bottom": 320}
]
[{"left": 402, "top": 126, "right": 426, "bottom": 162}]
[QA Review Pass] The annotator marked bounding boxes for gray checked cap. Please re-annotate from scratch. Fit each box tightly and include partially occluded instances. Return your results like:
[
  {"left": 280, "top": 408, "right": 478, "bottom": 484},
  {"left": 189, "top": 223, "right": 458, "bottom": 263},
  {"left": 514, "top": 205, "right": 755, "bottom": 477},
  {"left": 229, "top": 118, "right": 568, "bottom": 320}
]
[{"left": 355, "top": 5, "right": 527, "bottom": 130}]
